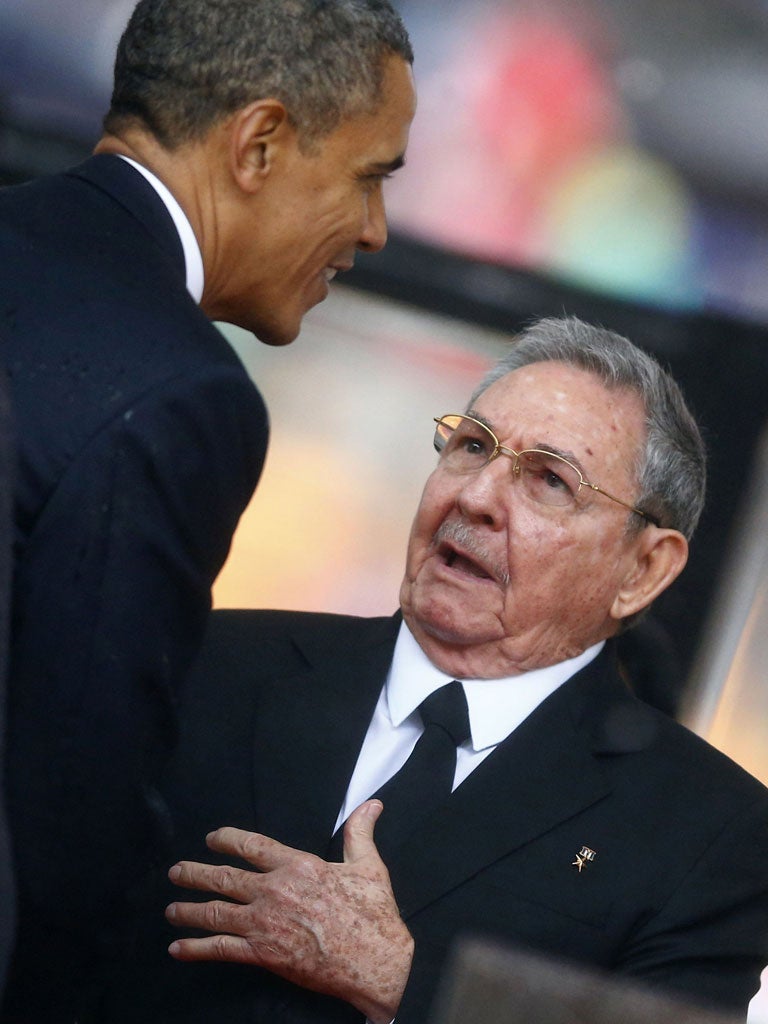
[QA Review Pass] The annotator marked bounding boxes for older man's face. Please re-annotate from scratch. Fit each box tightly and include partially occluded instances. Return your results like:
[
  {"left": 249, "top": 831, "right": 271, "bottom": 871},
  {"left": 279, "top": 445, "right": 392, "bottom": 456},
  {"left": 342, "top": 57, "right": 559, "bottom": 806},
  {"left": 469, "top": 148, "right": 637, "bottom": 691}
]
[{"left": 400, "top": 361, "right": 651, "bottom": 679}]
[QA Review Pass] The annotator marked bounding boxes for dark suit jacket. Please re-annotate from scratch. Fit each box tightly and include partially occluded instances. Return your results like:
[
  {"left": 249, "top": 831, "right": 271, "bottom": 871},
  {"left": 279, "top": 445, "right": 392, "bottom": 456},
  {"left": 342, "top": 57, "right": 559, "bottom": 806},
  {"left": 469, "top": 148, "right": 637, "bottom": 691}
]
[
  {"left": 0, "top": 365, "right": 15, "bottom": 1001},
  {"left": 0, "top": 157, "right": 268, "bottom": 1015},
  {"left": 101, "top": 609, "right": 768, "bottom": 1024}
]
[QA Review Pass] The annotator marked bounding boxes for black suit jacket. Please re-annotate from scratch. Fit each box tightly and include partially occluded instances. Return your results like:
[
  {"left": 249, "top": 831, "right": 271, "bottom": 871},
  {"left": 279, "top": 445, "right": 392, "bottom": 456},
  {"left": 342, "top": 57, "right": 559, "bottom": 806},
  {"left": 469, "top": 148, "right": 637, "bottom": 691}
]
[
  {"left": 0, "top": 365, "right": 15, "bottom": 1002},
  {"left": 101, "top": 609, "right": 768, "bottom": 1024},
  {"left": 0, "top": 157, "right": 268, "bottom": 1014}
]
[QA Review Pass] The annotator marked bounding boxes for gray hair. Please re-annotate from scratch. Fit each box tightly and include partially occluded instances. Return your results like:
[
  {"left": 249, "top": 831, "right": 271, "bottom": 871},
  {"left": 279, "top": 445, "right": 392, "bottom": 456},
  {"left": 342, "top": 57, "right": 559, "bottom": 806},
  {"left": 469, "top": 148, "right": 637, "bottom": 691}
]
[
  {"left": 104, "top": 0, "right": 413, "bottom": 149},
  {"left": 469, "top": 317, "right": 706, "bottom": 541}
]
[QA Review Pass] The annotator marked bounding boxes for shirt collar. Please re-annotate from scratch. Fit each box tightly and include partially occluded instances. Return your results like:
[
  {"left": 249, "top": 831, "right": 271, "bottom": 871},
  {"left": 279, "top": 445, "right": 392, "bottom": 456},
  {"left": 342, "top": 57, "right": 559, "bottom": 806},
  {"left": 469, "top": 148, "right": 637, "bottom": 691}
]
[
  {"left": 118, "top": 155, "right": 205, "bottom": 304},
  {"left": 387, "top": 621, "right": 604, "bottom": 752}
]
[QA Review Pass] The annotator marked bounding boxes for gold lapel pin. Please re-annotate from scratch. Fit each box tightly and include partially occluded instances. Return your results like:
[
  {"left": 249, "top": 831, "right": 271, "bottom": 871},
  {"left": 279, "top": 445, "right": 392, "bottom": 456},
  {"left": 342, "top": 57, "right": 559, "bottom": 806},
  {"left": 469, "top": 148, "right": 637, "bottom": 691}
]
[{"left": 572, "top": 846, "right": 597, "bottom": 873}]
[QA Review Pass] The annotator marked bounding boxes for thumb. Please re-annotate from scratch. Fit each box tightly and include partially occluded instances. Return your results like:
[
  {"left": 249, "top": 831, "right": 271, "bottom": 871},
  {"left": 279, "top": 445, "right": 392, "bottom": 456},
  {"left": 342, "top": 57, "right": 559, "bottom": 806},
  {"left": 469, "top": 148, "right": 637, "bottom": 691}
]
[{"left": 342, "top": 799, "right": 384, "bottom": 864}]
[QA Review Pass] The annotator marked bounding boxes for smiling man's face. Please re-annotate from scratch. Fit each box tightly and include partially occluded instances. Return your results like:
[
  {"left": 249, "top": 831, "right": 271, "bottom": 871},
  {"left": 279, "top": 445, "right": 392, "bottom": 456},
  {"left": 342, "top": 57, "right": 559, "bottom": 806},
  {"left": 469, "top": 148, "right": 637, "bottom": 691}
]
[
  {"left": 212, "top": 53, "right": 416, "bottom": 345},
  {"left": 399, "top": 361, "right": 653, "bottom": 679}
]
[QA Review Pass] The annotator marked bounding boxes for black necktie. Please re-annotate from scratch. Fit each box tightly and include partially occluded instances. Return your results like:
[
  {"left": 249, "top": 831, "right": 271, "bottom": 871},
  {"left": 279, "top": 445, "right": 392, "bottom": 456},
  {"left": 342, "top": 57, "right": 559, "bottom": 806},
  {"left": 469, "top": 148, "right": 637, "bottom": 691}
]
[{"left": 328, "top": 680, "right": 470, "bottom": 863}]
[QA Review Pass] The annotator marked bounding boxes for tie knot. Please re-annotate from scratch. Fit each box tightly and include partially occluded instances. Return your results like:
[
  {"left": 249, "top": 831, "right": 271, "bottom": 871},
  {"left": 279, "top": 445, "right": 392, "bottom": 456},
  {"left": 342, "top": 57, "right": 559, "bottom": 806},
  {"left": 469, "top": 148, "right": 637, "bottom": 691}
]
[{"left": 419, "top": 680, "right": 470, "bottom": 747}]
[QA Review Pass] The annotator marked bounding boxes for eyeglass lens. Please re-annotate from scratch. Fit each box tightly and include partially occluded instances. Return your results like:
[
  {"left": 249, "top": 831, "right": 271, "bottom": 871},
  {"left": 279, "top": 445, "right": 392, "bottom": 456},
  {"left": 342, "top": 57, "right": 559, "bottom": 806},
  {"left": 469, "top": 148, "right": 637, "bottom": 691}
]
[{"left": 433, "top": 415, "right": 583, "bottom": 508}]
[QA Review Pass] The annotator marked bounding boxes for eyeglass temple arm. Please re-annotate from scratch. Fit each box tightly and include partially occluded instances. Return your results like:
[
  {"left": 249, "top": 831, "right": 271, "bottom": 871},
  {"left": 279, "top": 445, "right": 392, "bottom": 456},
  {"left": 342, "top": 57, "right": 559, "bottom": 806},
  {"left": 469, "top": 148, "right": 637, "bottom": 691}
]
[{"left": 586, "top": 483, "right": 660, "bottom": 527}]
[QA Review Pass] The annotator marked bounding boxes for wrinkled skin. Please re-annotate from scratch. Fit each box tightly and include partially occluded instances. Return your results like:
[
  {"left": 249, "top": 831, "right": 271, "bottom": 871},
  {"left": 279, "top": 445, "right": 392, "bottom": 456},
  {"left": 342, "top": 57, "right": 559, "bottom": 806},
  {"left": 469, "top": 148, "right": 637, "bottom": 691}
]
[
  {"left": 400, "top": 362, "right": 688, "bottom": 678},
  {"left": 167, "top": 801, "right": 413, "bottom": 1023}
]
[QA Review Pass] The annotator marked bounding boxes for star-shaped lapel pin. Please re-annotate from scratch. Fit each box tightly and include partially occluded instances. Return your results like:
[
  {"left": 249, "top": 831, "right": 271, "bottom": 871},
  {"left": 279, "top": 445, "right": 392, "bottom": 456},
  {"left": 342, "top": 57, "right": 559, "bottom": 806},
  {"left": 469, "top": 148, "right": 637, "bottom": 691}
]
[{"left": 572, "top": 846, "right": 597, "bottom": 872}]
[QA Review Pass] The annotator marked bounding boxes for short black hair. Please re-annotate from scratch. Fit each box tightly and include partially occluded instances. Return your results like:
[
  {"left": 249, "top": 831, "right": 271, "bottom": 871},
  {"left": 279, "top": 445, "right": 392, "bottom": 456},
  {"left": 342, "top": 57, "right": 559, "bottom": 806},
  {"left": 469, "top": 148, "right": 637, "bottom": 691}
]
[{"left": 104, "top": 0, "right": 413, "bottom": 149}]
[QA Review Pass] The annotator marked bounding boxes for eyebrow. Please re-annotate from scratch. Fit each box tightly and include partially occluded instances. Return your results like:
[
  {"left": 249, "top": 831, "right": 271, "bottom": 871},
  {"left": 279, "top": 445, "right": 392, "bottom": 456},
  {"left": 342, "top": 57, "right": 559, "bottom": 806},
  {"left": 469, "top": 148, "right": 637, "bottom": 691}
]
[
  {"left": 532, "top": 442, "right": 588, "bottom": 478},
  {"left": 465, "top": 409, "right": 495, "bottom": 431}
]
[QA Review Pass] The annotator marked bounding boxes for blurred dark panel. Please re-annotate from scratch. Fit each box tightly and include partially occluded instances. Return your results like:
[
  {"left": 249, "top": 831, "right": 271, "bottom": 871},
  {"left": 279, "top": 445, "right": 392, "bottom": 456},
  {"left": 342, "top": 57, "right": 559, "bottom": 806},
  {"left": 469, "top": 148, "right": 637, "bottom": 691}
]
[{"left": 430, "top": 938, "right": 740, "bottom": 1024}]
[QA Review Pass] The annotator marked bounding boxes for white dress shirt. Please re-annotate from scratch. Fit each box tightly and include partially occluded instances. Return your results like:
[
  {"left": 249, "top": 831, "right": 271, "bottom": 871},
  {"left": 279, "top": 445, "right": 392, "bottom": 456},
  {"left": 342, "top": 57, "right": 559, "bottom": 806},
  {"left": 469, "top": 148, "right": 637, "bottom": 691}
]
[
  {"left": 343, "top": 622, "right": 603, "bottom": 1024},
  {"left": 117, "top": 155, "right": 205, "bottom": 303},
  {"left": 335, "top": 621, "right": 603, "bottom": 832}
]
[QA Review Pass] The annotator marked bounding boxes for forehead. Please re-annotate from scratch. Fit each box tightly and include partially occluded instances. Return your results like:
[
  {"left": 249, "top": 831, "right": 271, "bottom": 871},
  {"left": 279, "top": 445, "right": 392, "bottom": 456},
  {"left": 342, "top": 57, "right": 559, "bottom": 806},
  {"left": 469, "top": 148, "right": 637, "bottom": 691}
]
[
  {"left": 318, "top": 55, "right": 416, "bottom": 165},
  {"left": 473, "top": 361, "right": 646, "bottom": 468}
]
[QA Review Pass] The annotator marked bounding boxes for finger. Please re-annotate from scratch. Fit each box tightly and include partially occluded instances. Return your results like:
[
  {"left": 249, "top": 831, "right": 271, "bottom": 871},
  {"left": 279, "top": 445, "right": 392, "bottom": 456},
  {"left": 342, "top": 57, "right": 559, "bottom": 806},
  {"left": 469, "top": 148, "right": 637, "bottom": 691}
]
[
  {"left": 167, "top": 860, "right": 258, "bottom": 902},
  {"left": 205, "top": 826, "right": 298, "bottom": 871},
  {"left": 168, "top": 933, "right": 258, "bottom": 964},
  {"left": 342, "top": 799, "right": 384, "bottom": 864},
  {"left": 165, "top": 898, "right": 246, "bottom": 935}
]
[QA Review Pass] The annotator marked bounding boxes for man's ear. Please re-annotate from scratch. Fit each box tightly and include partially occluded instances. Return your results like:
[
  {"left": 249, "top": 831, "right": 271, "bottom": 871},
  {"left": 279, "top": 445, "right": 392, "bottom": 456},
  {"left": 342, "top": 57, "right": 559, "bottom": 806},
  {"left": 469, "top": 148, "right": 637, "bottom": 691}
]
[
  {"left": 610, "top": 527, "right": 689, "bottom": 622},
  {"left": 227, "top": 99, "right": 293, "bottom": 193}
]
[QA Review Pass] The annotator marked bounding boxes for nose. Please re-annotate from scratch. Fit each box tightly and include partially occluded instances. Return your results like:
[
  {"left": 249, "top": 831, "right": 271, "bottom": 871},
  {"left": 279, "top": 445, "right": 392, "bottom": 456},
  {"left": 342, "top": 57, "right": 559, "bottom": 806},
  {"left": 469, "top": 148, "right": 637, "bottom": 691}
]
[
  {"left": 455, "top": 455, "right": 511, "bottom": 528},
  {"left": 357, "top": 187, "right": 388, "bottom": 254}
]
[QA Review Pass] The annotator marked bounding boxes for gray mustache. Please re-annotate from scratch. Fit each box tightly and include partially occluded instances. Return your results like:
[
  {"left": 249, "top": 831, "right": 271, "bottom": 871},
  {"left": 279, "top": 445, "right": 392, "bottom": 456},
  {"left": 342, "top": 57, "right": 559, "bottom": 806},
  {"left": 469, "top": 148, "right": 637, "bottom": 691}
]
[{"left": 433, "top": 521, "right": 510, "bottom": 586}]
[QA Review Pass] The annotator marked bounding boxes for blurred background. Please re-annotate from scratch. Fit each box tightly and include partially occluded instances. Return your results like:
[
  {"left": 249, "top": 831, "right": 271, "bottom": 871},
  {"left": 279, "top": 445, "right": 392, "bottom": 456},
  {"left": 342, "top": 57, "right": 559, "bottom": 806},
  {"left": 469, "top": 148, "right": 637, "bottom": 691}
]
[
  {"left": 4, "top": 0, "right": 768, "bottom": 322},
  {"left": 2, "top": 0, "right": 768, "bottom": 1009}
]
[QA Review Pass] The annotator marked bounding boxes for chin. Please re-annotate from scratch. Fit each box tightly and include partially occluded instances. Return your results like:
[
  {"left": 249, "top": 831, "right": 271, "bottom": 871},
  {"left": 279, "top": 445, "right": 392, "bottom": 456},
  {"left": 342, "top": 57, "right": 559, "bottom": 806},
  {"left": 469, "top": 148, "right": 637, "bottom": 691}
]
[
  {"left": 247, "top": 313, "right": 300, "bottom": 346},
  {"left": 255, "top": 329, "right": 297, "bottom": 347},
  {"left": 218, "top": 304, "right": 301, "bottom": 346},
  {"left": 409, "top": 601, "right": 494, "bottom": 649}
]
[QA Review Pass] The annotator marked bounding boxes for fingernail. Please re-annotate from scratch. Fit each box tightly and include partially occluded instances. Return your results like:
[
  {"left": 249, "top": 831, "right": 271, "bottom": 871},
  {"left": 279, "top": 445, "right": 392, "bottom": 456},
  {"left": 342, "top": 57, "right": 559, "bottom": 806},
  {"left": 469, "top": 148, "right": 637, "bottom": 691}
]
[
  {"left": 168, "top": 941, "right": 180, "bottom": 957},
  {"left": 166, "top": 903, "right": 177, "bottom": 921},
  {"left": 168, "top": 864, "right": 181, "bottom": 881},
  {"left": 363, "top": 799, "right": 382, "bottom": 818}
]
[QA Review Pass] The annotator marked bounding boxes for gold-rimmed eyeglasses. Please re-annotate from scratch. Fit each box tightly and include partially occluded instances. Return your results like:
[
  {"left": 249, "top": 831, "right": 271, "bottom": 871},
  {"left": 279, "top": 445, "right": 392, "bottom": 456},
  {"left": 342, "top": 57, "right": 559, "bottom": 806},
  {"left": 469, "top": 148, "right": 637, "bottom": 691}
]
[{"left": 433, "top": 414, "right": 660, "bottom": 527}]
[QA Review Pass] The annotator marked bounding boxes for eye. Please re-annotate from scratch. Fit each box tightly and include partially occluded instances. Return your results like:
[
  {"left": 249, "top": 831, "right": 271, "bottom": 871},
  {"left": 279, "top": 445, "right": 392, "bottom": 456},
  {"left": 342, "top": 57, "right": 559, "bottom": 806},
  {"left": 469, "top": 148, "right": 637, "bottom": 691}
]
[
  {"left": 541, "top": 468, "right": 571, "bottom": 492},
  {"left": 434, "top": 417, "right": 495, "bottom": 469},
  {"left": 519, "top": 452, "right": 581, "bottom": 506},
  {"left": 459, "top": 435, "right": 489, "bottom": 456},
  {"left": 452, "top": 424, "right": 493, "bottom": 461}
]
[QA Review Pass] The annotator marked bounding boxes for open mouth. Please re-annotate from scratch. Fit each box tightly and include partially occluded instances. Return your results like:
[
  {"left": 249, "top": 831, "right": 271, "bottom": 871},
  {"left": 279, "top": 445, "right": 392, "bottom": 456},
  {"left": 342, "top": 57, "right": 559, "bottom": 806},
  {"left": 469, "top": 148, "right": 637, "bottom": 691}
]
[
  {"left": 323, "top": 261, "right": 353, "bottom": 284},
  {"left": 442, "top": 544, "right": 494, "bottom": 581}
]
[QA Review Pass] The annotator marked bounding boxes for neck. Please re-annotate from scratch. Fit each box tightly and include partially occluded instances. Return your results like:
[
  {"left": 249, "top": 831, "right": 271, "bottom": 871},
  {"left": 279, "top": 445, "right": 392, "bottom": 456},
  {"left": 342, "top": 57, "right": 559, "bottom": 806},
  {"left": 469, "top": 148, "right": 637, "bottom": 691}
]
[{"left": 95, "top": 128, "right": 219, "bottom": 296}]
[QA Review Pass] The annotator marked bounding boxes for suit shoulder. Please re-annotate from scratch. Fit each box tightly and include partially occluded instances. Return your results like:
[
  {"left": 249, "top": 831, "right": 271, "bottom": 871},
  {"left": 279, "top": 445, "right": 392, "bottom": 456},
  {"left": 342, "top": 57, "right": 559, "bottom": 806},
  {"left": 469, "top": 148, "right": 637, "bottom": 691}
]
[
  {"left": 585, "top": 648, "right": 768, "bottom": 810},
  {"left": 196, "top": 608, "right": 398, "bottom": 667},
  {"left": 641, "top": 702, "right": 768, "bottom": 811}
]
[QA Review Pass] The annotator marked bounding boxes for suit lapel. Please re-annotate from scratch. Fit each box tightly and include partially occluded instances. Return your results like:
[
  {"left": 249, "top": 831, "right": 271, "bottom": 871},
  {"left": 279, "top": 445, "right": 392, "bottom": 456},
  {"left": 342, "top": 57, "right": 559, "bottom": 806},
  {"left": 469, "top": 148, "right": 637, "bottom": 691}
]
[
  {"left": 390, "top": 644, "right": 645, "bottom": 918},
  {"left": 251, "top": 614, "right": 400, "bottom": 856}
]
